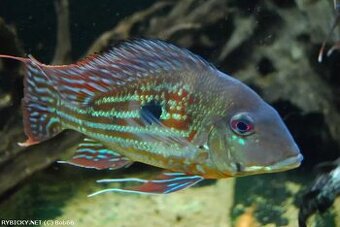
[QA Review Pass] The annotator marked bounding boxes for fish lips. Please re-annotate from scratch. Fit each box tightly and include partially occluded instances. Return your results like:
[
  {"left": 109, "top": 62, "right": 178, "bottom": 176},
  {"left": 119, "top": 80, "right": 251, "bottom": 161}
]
[{"left": 240, "top": 153, "right": 304, "bottom": 175}]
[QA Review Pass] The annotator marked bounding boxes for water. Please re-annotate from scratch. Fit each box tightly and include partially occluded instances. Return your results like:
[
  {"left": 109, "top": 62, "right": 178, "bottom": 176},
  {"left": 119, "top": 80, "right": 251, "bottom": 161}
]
[{"left": 0, "top": 0, "right": 339, "bottom": 226}]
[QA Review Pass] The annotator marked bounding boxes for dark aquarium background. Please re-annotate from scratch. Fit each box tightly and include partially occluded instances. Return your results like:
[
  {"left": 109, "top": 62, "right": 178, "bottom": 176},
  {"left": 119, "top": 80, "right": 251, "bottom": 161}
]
[{"left": 0, "top": 0, "right": 339, "bottom": 226}]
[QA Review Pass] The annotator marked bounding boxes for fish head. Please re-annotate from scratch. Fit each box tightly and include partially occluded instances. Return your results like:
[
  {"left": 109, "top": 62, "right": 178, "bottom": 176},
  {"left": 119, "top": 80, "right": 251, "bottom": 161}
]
[{"left": 207, "top": 77, "right": 303, "bottom": 177}]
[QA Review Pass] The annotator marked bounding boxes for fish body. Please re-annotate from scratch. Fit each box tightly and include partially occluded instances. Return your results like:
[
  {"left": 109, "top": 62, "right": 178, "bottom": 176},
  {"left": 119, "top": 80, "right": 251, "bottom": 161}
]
[{"left": 0, "top": 39, "right": 303, "bottom": 194}]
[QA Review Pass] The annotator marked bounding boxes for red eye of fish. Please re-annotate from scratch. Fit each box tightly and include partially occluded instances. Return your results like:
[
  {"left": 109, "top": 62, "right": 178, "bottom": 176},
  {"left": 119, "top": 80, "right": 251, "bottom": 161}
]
[{"left": 230, "top": 113, "right": 254, "bottom": 136}]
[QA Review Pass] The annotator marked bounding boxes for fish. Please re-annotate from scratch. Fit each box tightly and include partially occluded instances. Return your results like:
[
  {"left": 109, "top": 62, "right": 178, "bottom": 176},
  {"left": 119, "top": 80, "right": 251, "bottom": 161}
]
[{"left": 0, "top": 39, "right": 303, "bottom": 195}]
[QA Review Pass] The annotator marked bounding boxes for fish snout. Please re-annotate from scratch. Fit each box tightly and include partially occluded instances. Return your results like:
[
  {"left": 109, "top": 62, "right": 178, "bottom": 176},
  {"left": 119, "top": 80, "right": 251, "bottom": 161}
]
[
  {"left": 272, "top": 142, "right": 303, "bottom": 170},
  {"left": 269, "top": 153, "right": 303, "bottom": 171},
  {"left": 240, "top": 142, "right": 303, "bottom": 174}
]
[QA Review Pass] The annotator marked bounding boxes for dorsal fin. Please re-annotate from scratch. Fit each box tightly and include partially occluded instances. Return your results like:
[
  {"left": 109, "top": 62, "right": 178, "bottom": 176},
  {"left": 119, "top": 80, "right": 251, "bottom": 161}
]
[{"left": 36, "top": 39, "right": 216, "bottom": 105}]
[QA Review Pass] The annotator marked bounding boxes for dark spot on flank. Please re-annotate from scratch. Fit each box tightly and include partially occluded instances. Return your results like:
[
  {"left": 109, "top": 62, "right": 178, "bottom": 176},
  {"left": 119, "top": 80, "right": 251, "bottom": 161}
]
[{"left": 140, "top": 100, "right": 162, "bottom": 124}]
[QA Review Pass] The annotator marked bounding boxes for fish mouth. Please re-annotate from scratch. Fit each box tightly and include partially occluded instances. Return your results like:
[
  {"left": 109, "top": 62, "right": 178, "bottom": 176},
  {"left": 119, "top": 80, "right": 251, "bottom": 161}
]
[{"left": 242, "top": 154, "right": 303, "bottom": 174}]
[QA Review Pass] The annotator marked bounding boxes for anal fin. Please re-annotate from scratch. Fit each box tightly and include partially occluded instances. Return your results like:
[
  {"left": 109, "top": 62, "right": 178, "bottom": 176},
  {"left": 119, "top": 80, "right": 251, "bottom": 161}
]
[
  {"left": 59, "top": 138, "right": 132, "bottom": 170},
  {"left": 88, "top": 172, "right": 204, "bottom": 196}
]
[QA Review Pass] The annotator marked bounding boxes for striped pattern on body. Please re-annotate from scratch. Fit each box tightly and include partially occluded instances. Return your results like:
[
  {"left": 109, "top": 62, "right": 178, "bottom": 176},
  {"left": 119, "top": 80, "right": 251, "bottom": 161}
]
[
  {"left": 56, "top": 80, "right": 202, "bottom": 159},
  {"left": 18, "top": 39, "right": 223, "bottom": 171}
]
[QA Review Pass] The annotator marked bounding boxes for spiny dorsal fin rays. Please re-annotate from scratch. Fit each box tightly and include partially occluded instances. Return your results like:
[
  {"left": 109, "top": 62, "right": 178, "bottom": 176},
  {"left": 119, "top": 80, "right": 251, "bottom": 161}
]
[{"left": 34, "top": 39, "right": 216, "bottom": 106}]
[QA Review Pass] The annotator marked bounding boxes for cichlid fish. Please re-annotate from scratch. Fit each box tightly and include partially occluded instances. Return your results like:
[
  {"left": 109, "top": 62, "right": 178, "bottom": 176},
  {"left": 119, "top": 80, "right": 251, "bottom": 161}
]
[{"left": 0, "top": 39, "right": 303, "bottom": 195}]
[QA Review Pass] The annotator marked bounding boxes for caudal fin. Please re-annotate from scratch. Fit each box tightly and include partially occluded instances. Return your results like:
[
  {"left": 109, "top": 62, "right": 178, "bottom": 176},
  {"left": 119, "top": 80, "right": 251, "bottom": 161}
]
[{"left": 0, "top": 54, "right": 62, "bottom": 146}]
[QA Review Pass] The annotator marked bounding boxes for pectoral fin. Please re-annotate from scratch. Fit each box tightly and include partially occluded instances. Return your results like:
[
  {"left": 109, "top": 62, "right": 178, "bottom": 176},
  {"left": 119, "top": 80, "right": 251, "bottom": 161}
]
[
  {"left": 58, "top": 138, "right": 132, "bottom": 170},
  {"left": 88, "top": 172, "right": 204, "bottom": 196}
]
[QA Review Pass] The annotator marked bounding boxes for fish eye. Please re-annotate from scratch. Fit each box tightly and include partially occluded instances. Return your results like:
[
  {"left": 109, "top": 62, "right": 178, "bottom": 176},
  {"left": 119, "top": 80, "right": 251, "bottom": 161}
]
[{"left": 230, "top": 113, "right": 254, "bottom": 136}]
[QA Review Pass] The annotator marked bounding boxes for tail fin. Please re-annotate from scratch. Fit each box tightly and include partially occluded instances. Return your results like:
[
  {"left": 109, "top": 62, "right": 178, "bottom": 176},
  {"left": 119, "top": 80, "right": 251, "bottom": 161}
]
[{"left": 0, "top": 54, "right": 62, "bottom": 146}]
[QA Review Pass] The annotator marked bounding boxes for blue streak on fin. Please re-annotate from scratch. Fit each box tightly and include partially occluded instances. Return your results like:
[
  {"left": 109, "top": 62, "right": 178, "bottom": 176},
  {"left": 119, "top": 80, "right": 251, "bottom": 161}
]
[
  {"left": 58, "top": 137, "right": 132, "bottom": 170},
  {"left": 88, "top": 172, "right": 204, "bottom": 196}
]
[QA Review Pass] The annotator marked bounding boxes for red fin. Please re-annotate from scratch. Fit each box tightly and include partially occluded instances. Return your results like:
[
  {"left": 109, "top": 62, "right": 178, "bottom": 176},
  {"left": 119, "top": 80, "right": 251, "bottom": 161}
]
[
  {"left": 58, "top": 138, "right": 132, "bottom": 170},
  {"left": 125, "top": 173, "right": 203, "bottom": 194},
  {"left": 88, "top": 173, "right": 204, "bottom": 196}
]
